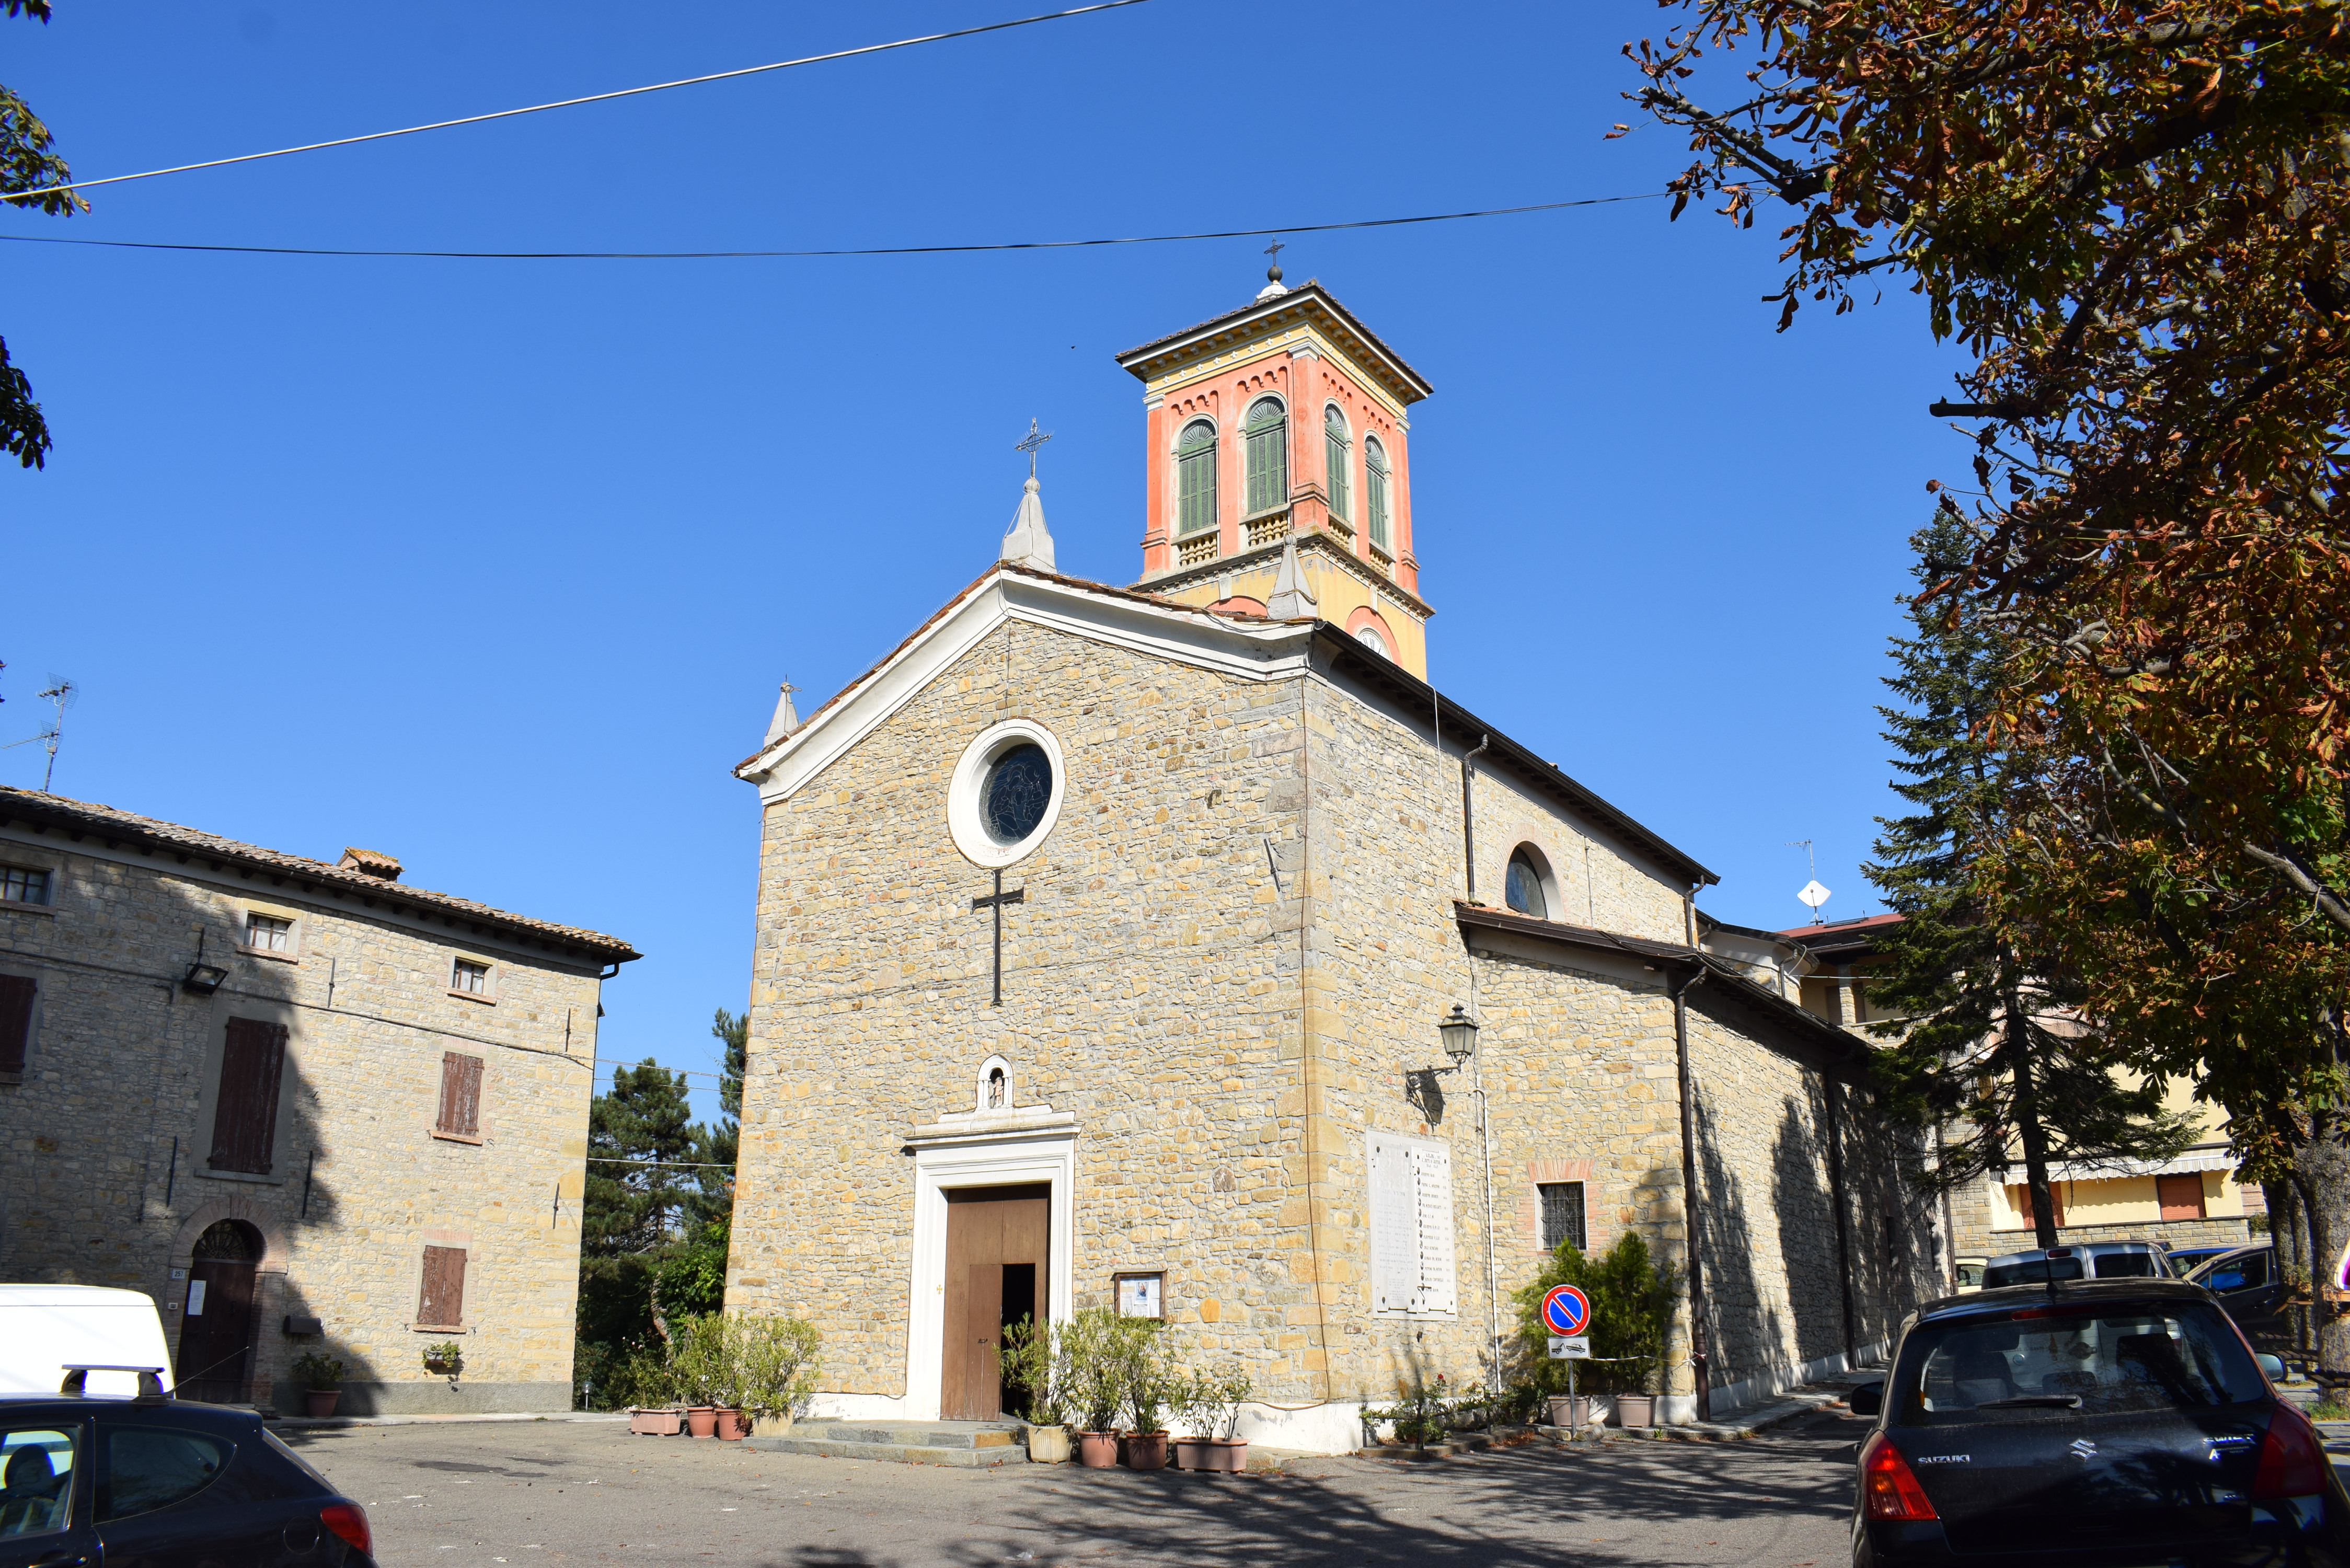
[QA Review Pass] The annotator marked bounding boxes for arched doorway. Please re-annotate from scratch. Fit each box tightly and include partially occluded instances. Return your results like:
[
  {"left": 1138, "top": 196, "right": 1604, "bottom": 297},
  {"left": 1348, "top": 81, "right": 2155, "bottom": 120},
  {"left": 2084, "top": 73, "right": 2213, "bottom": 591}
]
[{"left": 177, "top": 1219, "right": 261, "bottom": 1403}]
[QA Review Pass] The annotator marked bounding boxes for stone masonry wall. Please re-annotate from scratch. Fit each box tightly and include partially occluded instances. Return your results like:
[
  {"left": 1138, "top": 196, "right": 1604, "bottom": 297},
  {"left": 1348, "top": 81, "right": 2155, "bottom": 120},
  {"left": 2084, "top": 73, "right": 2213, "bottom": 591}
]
[
  {"left": 730, "top": 617, "right": 1324, "bottom": 1400},
  {"left": 0, "top": 827, "right": 604, "bottom": 1413}
]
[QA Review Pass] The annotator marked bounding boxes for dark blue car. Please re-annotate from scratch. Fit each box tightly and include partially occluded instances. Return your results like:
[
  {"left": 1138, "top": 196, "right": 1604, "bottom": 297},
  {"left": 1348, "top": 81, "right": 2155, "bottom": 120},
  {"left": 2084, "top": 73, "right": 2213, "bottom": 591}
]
[
  {"left": 0, "top": 1393, "right": 372, "bottom": 1568},
  {"left": 1848, "top": 1279, "right": 2344, "bottom": 1567}
]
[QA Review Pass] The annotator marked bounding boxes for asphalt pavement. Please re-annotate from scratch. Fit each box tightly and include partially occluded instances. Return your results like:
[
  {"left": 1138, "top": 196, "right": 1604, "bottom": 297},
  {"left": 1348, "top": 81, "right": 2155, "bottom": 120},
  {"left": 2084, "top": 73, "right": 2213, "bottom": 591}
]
[{"left": 282, "top": 1409, "right": 1872, "bottom": 1568}]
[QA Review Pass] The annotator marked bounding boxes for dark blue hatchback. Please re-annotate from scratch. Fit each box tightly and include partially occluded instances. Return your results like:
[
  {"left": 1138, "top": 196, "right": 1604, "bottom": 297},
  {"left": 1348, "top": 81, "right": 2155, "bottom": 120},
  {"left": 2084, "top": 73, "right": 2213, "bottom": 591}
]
[
  {"left": 0, "top": 1394, "right": 372, "bottom": 1568},
  {"left": 1848, "top": 1279, "right": 2345, "bottom": 1568}
]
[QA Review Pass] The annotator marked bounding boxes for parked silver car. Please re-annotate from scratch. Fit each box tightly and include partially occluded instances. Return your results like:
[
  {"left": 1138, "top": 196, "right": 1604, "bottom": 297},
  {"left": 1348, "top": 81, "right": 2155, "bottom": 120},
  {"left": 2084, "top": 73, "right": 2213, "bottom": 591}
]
[{"left": 1980, "top": 1240, "right": 2174, "bottom": 1288}]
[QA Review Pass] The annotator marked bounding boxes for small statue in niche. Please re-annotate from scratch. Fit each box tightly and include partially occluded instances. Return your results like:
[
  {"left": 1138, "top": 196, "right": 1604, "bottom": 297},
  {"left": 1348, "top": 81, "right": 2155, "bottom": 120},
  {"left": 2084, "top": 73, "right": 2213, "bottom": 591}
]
[{"left": 987, "top": 1067, "right": 1007, "bottom": 1110}]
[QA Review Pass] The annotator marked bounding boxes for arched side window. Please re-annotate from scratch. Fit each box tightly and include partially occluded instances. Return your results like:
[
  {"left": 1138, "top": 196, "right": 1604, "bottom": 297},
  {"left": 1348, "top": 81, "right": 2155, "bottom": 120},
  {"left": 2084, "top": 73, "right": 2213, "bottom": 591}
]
[
  {"left": 1354, "top": 624, "right": 1387, "bottom": 656},
  {"left": 1323, "top": 405, "right": 1351, "bottom": 522},
  {"left": 1365, "top": 436, "right": 1391, "bottom": 552},
  {"left": 1245, "top": 397, "right": 1287, "bottom": 515},
  {"left": 1506, "top": 847, "right": 1550, "bottom": 920},
  {"left": 1177, "top": 419, "right": 1217, "bottom": 537}
]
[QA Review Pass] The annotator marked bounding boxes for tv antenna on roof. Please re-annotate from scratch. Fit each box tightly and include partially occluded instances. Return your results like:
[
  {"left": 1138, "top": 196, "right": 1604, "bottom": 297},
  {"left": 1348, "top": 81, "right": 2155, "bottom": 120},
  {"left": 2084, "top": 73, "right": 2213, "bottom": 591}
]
[
  {"left": 1787, "top": 838, "right": 1830, "bottom": 925},
  {"left": 3, "top": 676, "right": 77, "bottom": 792}
]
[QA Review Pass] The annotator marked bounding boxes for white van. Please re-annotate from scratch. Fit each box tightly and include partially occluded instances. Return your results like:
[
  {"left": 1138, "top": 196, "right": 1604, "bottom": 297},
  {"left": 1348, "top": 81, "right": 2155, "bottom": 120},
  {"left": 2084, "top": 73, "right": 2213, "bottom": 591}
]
[{"left": 0, "top": 1284, "right": 176, "bottom": 1399}]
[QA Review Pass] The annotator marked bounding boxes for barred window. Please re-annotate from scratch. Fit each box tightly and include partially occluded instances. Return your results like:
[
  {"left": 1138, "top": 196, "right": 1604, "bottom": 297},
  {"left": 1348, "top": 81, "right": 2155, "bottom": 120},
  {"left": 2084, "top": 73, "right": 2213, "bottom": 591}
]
[
  {"left": 1539, "top": 1181, "right": 1586, "bottom": 1253},
  {"left": 1, "top": 867, "right": 50, "bottom": 905},
  {"left": 451, "top": 959, "right": 490, "bottom": 996},
  {"left": 245, "top": 914, "right": 292, "bottom": 952}
]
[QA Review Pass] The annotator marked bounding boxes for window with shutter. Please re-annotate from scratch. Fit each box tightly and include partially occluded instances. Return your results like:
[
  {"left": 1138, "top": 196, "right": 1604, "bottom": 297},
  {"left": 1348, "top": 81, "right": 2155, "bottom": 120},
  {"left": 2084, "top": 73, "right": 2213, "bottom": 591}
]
[
  {"left": 0, "top": 974, "right": 34, "bottom": 1077},
  {"left": 209, "top": 1018, "right": 287, "bottom": 1174},
  {"left": 2156, "top": 1173, "right": 2207, "bottom": 1220},
  {"left": 417, "top": 1245, "right": 467, "bottom": 1328},
  {"left": 1176, "top": 420, "right": 1217, "bottom": 537},
  {"left": 1367, "top": 1131, "right": 1458, "bottom": 1317},
  {"left": 1243, "top": 399, "right": 1287, "bottom": 515},
  {"left": 435, "top": 1053, "right": 484, "bottom": 1140}
]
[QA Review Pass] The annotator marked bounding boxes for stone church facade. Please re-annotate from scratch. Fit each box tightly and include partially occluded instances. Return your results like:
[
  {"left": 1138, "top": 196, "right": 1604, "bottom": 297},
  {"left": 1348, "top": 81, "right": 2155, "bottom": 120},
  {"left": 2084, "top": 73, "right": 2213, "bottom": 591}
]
[{"left": 725, "top": 275, "right": 1939, "bottom": 1448}]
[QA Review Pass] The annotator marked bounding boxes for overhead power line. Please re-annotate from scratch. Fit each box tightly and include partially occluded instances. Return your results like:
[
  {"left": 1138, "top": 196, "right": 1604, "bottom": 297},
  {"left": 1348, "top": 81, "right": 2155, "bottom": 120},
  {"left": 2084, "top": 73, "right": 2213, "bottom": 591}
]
[
  {"left": 0, "top": 191, "right": 1665, "bottom": 261},
  {"left": 1, "top": 0, "right": 1154, "bottom": 205}
]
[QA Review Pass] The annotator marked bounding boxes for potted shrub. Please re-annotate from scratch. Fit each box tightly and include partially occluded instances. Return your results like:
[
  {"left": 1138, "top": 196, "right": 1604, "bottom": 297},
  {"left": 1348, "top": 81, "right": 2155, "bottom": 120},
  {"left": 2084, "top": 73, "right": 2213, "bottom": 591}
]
[
  {"left": 422, "top": 1341, "right": 464, "bottom": 1381},
  {"left": 1512, "top": 1230, "right": 1680, "bottom": 1431},
  {"left": 738, "top": 1313, "right": 822, "bottom": 1439},
  {"left": 291, "top": 1353, "right": 345, "bottom": 1419},
  {"left": 999, "top": 1318, "right": 1070, "bottom": 1463},
  {"left": 620, "top": 1344, "right": 686, "bottom": 1435},
  {"left": 1205, "top": 1365, "right": 1253, "bottom": 1472},
  {"left": 1064, "top": 1309, "right": 1126, "bottom": 1469},
  {"left": 1170, "top": 1370, "right": 1214, "bottom": 1472},
  {"left": 671, "top": 1313, "right": 730, "bottom": 1439},
  {"left": 1116, "top": 1317, "right": 1174, "bottom": 1471}
]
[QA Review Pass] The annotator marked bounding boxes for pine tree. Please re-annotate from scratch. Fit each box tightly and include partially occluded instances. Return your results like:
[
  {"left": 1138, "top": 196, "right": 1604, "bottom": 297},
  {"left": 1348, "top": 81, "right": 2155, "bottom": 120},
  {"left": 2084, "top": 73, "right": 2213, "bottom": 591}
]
[
  {"left": 582, "top": 1058, "right": 699, "bottom": 1258},
  {"left": 1867, "top": 516, "right": 2195, "bottom": 1248},
  {"left": 694, "top": 1006, "right": 747, "bottom": 1223}
]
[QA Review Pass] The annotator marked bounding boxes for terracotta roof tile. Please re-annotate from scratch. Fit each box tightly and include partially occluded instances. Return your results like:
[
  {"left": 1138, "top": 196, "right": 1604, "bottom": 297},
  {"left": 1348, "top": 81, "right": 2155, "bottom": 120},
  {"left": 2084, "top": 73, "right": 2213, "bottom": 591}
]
[{"left": 0, "top": 786, "right": 639, "bottom": 961}]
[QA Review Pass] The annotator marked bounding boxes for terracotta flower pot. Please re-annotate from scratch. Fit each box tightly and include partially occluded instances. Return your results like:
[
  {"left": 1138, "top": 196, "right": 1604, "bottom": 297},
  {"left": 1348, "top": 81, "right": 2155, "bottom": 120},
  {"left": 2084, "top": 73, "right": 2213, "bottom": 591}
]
[
  {"left": 1547, "top": 1395, "right": 1596, "bottom": 1428},
  {"left": 1027, "top": 1425, "right": 1071, "bottom": 1465},
  {"left": 1076, "top": 1431, "right": 1120, "bottom": 1468},
  {"left": 304, "top": 1390, "right": 340, "bottom": 1419},
  {"left": 629, "top": 1408, "right": 684, "bottom": 1435},
  {"left": 715, "top": 1409, "right": 750, "bottom": 1441},
  {"left": 1123, "top": 1432, "right": 1168, "bottom": 1471},
  {"left": 1614, "top": 1394, "right": 1656, "bottom": 1429},
  {"left": 686, "top": 1406, "right": 719, "bottom": 1438},
  {"left": 1173, "top": 1438, "right": 1212, "bottom": 1471},
  {"left": 1208, "top": 1438, "right": 1248, "bottom": 1473}
]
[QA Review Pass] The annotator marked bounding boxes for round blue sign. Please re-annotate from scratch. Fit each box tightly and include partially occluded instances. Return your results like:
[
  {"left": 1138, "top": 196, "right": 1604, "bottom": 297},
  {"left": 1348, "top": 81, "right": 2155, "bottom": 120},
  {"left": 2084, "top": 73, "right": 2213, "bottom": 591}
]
[{"left": 1540, "top": 1284, "right": 1591, "bottom": 1336}]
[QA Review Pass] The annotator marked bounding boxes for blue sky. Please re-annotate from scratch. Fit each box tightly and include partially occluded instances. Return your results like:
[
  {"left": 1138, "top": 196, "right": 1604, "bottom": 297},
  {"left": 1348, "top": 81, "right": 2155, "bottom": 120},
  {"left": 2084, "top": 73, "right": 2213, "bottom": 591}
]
[{"left": 1, "top": 1, "right": 1966, "bottom": 1119}]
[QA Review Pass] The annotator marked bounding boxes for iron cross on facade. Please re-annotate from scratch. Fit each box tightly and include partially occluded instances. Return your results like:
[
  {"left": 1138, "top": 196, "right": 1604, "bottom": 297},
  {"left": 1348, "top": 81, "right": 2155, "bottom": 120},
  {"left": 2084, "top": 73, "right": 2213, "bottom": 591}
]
[
  {"left": 1014, "top": 418, "right": 1052, "bottom": 478},
  {"left": 971, "top": 868, "right": 1025, "bottom": 1007}
]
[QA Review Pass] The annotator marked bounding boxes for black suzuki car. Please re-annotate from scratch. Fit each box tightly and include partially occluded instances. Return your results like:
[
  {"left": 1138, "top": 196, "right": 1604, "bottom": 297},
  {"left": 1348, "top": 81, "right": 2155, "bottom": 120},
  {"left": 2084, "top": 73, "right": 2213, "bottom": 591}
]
[
  {"left": 1848, "top": 1279, "right": 2345, "bottom": 1568},
  {"left": 0, "top": 1393, "right": 374, "bottom": 1568}
]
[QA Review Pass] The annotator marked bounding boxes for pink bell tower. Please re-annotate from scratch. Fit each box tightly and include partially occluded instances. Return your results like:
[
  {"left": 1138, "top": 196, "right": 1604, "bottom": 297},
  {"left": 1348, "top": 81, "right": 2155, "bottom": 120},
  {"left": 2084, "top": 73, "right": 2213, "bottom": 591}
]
[{"left": 1114, "top": 264, "right": 1435, "bottom": 678}]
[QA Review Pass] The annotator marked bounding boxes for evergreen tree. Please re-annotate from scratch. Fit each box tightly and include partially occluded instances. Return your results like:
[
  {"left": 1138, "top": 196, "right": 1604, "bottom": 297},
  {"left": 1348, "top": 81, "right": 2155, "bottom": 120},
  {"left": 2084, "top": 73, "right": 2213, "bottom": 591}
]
[
  {"left": 1867, "top": 516, "right": 2194, "bottom": 1247},
  {"left": 693, "top": 1007, "right": 747, "bottom": 1224},
  {"left": 582, "top": 1058, "right": 699, "bottom": 1258}
]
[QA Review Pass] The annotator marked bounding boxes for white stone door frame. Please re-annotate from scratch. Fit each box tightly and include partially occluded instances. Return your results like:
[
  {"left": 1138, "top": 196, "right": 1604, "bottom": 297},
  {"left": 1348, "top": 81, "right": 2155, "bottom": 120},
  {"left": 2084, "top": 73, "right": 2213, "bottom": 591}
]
[{"left": 903, "top": 1122, "right": 1076, "bottom": 1422}]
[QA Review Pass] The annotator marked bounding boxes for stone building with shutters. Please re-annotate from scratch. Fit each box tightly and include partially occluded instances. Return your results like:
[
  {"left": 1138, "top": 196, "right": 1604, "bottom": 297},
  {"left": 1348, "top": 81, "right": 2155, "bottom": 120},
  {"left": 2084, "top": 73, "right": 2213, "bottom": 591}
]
[
  {"left": 722, "top": 268, "right": 1943, "bottom": 1450},
  {"left": 0, "top": 787, "right": 638, "bottom": 1414}
]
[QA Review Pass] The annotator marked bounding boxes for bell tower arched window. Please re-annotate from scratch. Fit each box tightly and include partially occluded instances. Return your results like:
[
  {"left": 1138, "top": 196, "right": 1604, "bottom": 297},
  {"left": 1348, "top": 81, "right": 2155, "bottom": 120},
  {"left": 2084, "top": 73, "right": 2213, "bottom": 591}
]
[
  {"left": 1244, "top": 398, "right": 1287, "bottom": 515},
  {"left": 1506, "top": 847, "right": 1550, "bottom": 920},
  {"left": 1365, "top": 436, "right": 1390, "bottom": 552},
  {"left": 1177, "top": 419, "right": 1217, "bottom": 537},
  {"left": 1323, "top": 405, "right": 1351, "bottom": 522}
]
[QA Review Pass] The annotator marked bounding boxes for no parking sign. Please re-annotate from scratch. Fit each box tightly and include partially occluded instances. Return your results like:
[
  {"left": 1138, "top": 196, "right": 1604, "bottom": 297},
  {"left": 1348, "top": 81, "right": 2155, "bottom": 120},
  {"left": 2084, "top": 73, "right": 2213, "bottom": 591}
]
[{"left": 1539, "top": 1284, "right": 1592, "bottom": 1338}]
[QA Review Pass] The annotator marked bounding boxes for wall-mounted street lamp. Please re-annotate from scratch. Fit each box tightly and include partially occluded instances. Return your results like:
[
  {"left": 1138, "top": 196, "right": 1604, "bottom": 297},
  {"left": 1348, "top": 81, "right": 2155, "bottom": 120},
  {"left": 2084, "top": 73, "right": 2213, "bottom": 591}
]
[
  {"left": 1407, "top": 1005, "right": 1481, "bottom": 1125},
  {"left": 1439, "top": 1004, "right": 1479, "bottom": 1067},
  {"left": 179, "top": 962, "right": 228, "bottom": 996}
]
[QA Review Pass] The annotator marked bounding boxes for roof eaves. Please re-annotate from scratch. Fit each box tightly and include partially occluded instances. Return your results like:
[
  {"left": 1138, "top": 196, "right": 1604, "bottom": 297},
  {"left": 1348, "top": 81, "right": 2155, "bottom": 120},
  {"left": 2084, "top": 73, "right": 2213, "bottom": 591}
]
[
  {"left": 0, "top": 787, "right": 640, "bottom": 962},
  {"left": 1114, "top": 281, "right": 1433, "bottom": 401},
  {"left": 1454, "top": 901, "right": 1872, "bottom": 1081},
  {"left": 1314, "top": 627, "right": 1718, "bottom": 887}
]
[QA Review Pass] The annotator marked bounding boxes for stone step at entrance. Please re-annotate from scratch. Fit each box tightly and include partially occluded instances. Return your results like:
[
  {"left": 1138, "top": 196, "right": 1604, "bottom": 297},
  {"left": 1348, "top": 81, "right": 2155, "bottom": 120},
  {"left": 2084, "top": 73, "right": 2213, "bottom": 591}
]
[{"left": 745, "top": 1419, "right": 1029, "bottom": 1468}]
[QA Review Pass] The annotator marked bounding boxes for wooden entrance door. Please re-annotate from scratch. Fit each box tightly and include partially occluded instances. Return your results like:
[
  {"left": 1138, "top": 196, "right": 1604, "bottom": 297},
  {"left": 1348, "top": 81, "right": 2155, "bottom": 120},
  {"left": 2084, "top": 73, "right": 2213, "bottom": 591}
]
[
  {"left": 939, "top": 1184, "right": 1049, "bottom": 1421},
  {"left": 177, "top": 1258, "right": 257, "bottom": 1403}
]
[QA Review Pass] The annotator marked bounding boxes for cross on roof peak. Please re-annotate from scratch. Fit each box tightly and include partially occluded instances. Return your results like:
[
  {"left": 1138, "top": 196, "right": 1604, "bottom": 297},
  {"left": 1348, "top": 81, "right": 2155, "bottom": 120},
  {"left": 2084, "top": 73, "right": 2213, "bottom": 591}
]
[
  {"left": 1014, "top": 418, "right": 1052, "bottom": 479},
  {"left": 1263, "top": 236, "right": 1285, "bottom": 284}
]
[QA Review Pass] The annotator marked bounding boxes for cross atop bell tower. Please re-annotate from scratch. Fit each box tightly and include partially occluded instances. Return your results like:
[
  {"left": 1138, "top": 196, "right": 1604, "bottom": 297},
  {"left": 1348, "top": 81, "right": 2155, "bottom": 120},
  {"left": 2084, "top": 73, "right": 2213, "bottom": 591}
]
[{"left": 1113, "top": 275, "right": 1436, "bottom": 676}]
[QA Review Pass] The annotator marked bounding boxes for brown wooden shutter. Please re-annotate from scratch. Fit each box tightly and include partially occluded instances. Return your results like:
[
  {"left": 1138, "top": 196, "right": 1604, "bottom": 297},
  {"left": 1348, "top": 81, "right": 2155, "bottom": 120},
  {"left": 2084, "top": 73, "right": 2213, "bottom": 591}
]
[
  {"left": 0, "top": 974, "right": 33, "bottom": 1076},
  {"left": 209, "top": 1018, "right": 288, "bottom": 1173},
  {"left": 2157, "top": 1173, "right": 2207, "bottom": 1220},
  {"left": 418, "top": 1245, "right": 467, "bottom": 1327},
  {"left": 436, "top": 1053, "right": 483, "bottom": 1137}
]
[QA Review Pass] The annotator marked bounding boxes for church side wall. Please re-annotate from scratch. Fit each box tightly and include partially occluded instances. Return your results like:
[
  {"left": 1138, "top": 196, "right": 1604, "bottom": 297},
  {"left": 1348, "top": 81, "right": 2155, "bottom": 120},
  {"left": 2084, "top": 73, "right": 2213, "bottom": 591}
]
[
  {"left": 1465, "top": 765, "right": 1691, "bottom": 946},
  {"left": 730, "top": 618, "right": 1335, "bottom": 1404},
  {"left": 1282, "top": 673, "right": 1703, "bottom": 1409}
]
